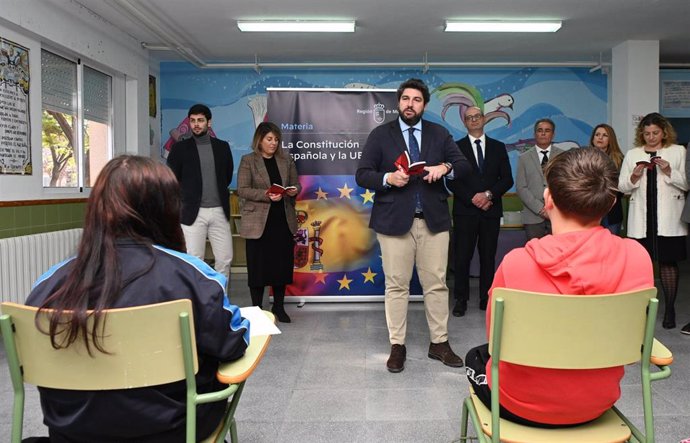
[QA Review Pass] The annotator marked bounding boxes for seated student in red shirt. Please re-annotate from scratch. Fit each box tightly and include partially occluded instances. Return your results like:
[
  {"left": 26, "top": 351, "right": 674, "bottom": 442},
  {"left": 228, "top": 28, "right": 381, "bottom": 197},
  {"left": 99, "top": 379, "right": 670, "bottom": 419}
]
[{"left": 465, "top": 147, "right": 654, "bottom": 427}]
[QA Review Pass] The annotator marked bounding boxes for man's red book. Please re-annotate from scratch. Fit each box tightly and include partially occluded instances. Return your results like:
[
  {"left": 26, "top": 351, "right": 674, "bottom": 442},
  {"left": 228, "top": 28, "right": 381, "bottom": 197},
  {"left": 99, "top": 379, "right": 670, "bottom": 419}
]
[{"left": 394, "top": 151, "right": 426, "bottom": 175}]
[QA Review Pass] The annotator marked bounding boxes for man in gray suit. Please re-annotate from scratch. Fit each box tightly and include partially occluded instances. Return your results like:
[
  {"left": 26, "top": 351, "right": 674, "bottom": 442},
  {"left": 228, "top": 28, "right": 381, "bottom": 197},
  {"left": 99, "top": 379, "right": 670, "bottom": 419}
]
[{"left": 515, "top": 118, "right": 563, "bottom": 240}]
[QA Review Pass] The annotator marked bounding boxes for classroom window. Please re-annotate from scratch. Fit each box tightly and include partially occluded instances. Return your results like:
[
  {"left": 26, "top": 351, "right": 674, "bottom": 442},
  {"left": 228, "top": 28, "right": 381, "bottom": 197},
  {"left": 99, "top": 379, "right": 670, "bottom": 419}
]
[{"left": 41, "top": 50, "right": 112, "bottom": 188}]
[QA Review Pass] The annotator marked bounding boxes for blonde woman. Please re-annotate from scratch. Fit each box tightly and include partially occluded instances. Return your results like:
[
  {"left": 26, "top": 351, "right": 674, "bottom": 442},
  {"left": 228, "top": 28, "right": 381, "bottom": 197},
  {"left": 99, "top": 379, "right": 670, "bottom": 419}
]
[
  {"left": 237, "top": 122, "right": 301, "bottom": 323},
  {"left": 619, "top": 113, "right": 688, "bottom": 329},
  {"left": 589, "top": 124, "right": 624, "bottom": 234}
]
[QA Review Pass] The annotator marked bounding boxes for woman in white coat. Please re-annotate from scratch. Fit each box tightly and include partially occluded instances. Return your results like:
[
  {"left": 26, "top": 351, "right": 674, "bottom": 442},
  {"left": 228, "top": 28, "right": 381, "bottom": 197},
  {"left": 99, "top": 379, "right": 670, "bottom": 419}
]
[{"left": 619, "top": 113, "right": 688, "bottom": 329}]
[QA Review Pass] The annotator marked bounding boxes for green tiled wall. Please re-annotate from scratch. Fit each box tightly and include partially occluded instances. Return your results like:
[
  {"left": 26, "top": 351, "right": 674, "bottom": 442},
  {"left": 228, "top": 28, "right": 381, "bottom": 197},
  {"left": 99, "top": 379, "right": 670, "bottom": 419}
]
[
  {"left": 0, "top": 202, "right": 86, "bottom": 239},
  {"left": 502, "top": 193, "right": 524, "bottom": 212}
]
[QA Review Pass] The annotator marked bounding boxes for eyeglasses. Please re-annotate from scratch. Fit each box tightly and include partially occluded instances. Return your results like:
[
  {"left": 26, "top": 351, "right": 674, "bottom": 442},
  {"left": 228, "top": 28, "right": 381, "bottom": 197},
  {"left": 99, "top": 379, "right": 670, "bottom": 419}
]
[{"left": 464, "top": 114, "right": 483, "bottom": 122}]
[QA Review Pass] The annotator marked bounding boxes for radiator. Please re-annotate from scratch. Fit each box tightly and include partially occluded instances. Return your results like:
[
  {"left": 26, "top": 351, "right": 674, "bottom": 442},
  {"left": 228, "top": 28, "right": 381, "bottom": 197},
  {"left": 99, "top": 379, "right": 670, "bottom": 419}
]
[{"left": 0, "top": 229, "right": 82, "bottom": 304}]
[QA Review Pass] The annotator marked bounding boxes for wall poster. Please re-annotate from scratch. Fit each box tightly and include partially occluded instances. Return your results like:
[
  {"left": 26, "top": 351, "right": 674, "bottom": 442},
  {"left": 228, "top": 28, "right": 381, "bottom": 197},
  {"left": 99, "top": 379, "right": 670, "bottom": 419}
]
[
  {"left": 662, "top": 80, "right": 690, "bottom": 110},
  {"left": 268, "top": 88, "right": 401, "bottom": 300},
  {"left": 0, "top": 36, "right": 31, "bottom": 175},
  {"left": 160, "top": 65, "right": 608, "bottom": 299},
  {"left": 149, "top": 75, "right": 157, "bottom": 118}
]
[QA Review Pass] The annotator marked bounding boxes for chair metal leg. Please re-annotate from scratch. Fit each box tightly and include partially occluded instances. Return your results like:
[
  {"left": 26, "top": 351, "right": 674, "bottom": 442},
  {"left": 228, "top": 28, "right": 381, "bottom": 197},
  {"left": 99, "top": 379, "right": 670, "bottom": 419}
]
[
  {"left": 463, "top": 397, "right": 488, "bottom": 443},
  {"left": 212, "top": 381, "right": 246, "bottom": 443},
  {"left": 229, "top": 418, "right": 238, "bottom": 443},
  {"left": 11, "top": 389, "right": 24, "bottom": 443},
  {"left": 641, "top": 370, "right": 655, "bottom": 443},
  {"left": 1, "top": 315, "right": 27, "bottom": 443},
  {"left": 213, "top": 404, "right": 232, "bottom": 443},
  {"left": 613, "top": 406, "right": 645, "bottom": 443},
  {"left": 461, "top": 400, "right": 470, "bottom": 440},
  {"left": 187, "top": 392, "right": 197, "bottom": 443},
  {"left": 459, "top": 401, "right": 480, "bottom": 442}
]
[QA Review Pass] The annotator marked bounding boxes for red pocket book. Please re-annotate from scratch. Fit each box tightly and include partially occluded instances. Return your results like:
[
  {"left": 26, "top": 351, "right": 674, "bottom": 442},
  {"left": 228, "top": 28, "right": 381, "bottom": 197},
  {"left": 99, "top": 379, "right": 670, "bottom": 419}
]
[
  {"left": 266, "top": 184, "right": 297, "bottom": 195},
  {"left": 394, "top": 151, "right": 427, "bottom": 175},
  {"left": 636, "top": 156, "right": 660, "bottom": 170}
]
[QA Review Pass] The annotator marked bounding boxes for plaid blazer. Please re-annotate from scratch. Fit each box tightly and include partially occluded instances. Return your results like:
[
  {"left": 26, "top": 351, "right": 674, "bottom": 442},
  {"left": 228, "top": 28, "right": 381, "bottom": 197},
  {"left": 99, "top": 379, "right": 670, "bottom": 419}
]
[{"left": 236, "top": 152, "right": 301, "bottom": 239}]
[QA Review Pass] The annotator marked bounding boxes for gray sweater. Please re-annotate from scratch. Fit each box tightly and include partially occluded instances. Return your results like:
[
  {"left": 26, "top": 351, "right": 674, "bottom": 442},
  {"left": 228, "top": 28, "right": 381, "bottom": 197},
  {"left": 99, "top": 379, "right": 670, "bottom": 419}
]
[{"left": 194, "top": 133, "right": 222, "bottom": 208}]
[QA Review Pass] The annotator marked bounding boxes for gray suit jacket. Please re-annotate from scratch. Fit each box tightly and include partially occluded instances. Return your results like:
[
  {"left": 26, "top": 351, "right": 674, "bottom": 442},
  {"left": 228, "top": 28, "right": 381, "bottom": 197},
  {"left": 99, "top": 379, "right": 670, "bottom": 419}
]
[
  {"left": 237, "top": 152, "right": 301, "bottom": 239},
  {"left": 682, "top": 143, "right": 690, "bottom": 223},
  {"left": 515, "top": 145, "right": 564, "bottom": 224}
]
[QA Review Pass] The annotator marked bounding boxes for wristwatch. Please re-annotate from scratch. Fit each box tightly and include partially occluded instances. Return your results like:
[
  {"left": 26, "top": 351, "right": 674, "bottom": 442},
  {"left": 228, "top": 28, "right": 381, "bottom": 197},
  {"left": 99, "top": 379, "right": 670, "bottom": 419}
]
[
  {"left": 485, "top": 190, "right": 493, "bottom": 200},
  {"left": 443, "top": 162, "right": 452, "bottom": 174}
]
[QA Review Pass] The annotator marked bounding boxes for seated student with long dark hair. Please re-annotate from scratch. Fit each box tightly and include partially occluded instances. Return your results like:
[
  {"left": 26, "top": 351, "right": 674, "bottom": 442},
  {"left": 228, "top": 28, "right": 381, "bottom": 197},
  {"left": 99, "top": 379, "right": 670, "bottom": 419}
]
[
  {"left": 26, "top": 155, "right": 249, "bottom": 443},
  {"left": 465, "top": 148, "right": 653, "bottom": 427}
]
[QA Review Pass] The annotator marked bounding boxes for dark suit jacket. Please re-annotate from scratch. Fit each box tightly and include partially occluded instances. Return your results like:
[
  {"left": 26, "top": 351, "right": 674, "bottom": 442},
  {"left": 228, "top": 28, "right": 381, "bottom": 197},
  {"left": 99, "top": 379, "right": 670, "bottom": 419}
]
[
  {"left": 447, "top": 135, "right": 513, "bottom": 219},
  {"left": 607, "top": 192, "right": 624, "bottom": 225},
  {"left": 167, "top": 137, "right": 234, "bottom": 225},
  {"left": 355, "top": 119, "right": 470, "bottom": 235},
  {"left": 236, "top": 152, "right": 301, "bottom": 239}
]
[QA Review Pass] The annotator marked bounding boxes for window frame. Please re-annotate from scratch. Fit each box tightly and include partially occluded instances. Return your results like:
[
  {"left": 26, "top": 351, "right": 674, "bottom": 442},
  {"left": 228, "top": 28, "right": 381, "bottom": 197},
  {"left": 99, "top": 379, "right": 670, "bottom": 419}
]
[{"left": 41, "top": 48, "right": 115, "bottom": 192}]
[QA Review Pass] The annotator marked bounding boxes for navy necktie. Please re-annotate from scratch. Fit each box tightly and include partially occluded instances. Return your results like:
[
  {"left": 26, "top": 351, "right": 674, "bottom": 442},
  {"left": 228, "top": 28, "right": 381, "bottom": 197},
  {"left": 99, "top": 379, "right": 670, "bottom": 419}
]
[
  {"left": 475, "top": 139, "right": 484, "bottom": 173},
  {"left": 408, "top": 128, "right": 422, "bottom": 212},
  {"left": 408, "top": 127, "right": 420, "bottom": 162}
]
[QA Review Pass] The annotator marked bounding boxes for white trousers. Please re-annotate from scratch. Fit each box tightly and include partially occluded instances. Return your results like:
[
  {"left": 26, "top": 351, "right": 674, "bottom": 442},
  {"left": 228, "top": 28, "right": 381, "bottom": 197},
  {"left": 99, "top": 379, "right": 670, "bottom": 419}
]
[{"left": 181, "top": 206, "right": 233, "bottom": 280}]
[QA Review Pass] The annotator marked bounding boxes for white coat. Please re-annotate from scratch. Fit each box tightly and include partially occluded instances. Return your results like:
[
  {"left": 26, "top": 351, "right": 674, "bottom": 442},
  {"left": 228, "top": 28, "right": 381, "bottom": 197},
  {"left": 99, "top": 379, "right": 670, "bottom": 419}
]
[{"left": 618, "top": 144, "right": 688, "bottom": 238}]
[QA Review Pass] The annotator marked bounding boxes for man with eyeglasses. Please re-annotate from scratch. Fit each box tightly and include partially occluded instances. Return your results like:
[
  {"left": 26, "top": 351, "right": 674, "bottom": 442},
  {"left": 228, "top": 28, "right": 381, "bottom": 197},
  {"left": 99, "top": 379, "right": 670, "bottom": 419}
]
[
  {"left": 516, "top": 118, "right": 563, "bottom": 240},
  {"left": 447, "top": 107, "right": 513, "bottom": 316}
]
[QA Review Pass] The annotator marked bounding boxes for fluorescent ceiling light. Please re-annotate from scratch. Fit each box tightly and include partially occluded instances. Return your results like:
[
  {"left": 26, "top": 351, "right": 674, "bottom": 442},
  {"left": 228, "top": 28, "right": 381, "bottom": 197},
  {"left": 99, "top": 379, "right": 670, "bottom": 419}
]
[
  {"left": 445, "top": 20, "right": 562, "bottom": 33},
  {"left": 237, "top": 20, "right": 355, "bottom": 33}
]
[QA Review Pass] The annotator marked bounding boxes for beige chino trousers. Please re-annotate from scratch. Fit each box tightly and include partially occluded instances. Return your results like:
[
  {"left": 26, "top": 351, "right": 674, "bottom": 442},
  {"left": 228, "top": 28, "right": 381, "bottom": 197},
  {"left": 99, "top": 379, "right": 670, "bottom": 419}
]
[{"left": 377, "top": 218, "right": 450, "bottom": 345}]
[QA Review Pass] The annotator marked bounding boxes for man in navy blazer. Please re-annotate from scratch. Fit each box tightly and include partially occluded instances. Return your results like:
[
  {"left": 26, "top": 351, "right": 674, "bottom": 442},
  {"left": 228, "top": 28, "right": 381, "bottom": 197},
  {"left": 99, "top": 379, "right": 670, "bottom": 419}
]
[
  {"left": 356, "top": 78, "right": 470, "bottom": 373},
  {"left": 167, "top": 104, "right": 234, "bottom": 280},
  {"left": 447, "top": 106, "right": 513, "bottom": 317}
]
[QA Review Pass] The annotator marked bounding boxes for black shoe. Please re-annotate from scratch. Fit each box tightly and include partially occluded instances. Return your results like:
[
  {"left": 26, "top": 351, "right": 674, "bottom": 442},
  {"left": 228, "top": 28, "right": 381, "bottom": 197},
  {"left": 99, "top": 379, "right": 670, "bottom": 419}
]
[
  {"left": 479, "top": 298, "right": 488, "bottom": 311},
  {"left": 272, "top": 306, "right": 291, "bottom": 323},
  {"left": 428, "top": 341, "right": 464, "bottom": 368},
  {"left": 662, "top": 319, "right": 676, "bottom": 329},
  {"left": 681, "top": 323, "right": 690, "bottom": 335},
  {"left": 662, "top": 308, "right": 676, "bottom": 329},
  {"left": 387, "top": 344, "right": 406, "bottom": 373},
  {"left": 452, "top": 300, "right": 467, "bottom": 317}
]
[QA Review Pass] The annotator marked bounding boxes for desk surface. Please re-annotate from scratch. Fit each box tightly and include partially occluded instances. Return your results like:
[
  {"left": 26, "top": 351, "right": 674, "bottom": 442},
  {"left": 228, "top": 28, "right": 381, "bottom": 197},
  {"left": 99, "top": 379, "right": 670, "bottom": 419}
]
[
  {"left": 216, "top": 310, "right": 274, "bottom": 384},
  {"left": 651, "top": 338, "right": 673, "bottom": 366}
]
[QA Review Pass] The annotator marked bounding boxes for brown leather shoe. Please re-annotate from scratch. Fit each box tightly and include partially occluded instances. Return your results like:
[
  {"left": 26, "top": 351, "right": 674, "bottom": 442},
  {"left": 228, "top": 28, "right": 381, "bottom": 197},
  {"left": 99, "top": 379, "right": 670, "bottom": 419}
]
[
  {"left": 428, "top": 341, "right": 464, "bottom": 368},
  {"left": 387, "top": 344, "right": 406, "bottom": 373}
]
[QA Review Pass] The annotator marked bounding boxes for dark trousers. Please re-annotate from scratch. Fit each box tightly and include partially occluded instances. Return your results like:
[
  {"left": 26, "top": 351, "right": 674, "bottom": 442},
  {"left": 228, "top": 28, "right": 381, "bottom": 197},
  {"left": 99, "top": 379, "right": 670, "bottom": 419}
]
[
  {"left": 453, "top": 215, "right": 500, "bottom": 304},
  {"left": 465, "top": 344, "right": 591, "bottom": 429},
  {"left": 524, "top": 220, "right": 551, "bottom": 240}
]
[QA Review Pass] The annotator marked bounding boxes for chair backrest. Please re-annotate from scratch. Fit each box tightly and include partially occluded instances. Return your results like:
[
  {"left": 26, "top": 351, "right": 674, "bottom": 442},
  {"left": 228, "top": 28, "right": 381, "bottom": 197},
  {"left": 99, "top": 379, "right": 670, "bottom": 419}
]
[
  {"left": 0, "top": 299, "right": 198, "bottom": 390},
  {"left": 488, "top": 287, "right": 657, "bottom": 369}
]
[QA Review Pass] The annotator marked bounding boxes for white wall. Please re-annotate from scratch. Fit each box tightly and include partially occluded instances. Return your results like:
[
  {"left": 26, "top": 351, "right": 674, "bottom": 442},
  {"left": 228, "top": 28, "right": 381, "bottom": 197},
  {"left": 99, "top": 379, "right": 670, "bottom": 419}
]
[
  {"left": 0, "top": 0, "right": 152, "bottom": 201},
  {"left": 611, "top": 41, "right": 660, "bottom": 152}
]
